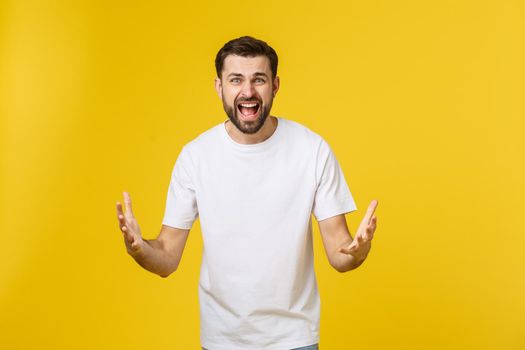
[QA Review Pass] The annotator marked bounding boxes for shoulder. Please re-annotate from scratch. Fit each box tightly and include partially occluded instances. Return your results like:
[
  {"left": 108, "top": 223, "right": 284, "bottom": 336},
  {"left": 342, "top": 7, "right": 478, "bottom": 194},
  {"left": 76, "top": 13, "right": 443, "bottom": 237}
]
[
  {"left": 282, "top": 119, "right": 341, "bottom": 170},
  {"left": 280, "top": 117, "right": 327, "bottom": 150},
  {"left": 167, "top": 122, "right": 223, "bottom": 173},
  {"left": 181, "top": 121, "right": 223, "bottom": 155}
]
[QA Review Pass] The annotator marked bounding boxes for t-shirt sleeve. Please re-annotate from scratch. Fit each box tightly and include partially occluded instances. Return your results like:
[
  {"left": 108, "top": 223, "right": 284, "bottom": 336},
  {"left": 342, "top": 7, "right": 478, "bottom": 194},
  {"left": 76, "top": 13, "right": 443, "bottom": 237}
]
[
  {"left": 312, "top": 139, "right": 357, "bottom": 221},
  {"left": 162, "top": 146, "right": 199, "bottom": 230}
]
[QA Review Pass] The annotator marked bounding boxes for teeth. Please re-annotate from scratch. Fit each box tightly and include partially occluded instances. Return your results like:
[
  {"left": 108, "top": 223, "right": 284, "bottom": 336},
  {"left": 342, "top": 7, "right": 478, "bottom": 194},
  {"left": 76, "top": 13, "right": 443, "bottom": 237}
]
[{"left": 239, "top": 103, "right": 257, "bottom": 107}]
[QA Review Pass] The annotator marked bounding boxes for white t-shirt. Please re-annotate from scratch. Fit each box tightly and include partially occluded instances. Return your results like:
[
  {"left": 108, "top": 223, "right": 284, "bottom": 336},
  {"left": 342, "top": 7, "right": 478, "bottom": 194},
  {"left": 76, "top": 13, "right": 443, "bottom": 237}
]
[{"left": 162, "top": 117, "right": 357, "bottom": 350}]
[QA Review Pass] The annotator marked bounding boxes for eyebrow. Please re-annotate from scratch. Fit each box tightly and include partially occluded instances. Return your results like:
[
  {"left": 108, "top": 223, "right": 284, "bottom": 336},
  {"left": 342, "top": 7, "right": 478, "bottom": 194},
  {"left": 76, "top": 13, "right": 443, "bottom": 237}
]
[{"left": 226, "top": 72, "right": 269, "bottom": 79}]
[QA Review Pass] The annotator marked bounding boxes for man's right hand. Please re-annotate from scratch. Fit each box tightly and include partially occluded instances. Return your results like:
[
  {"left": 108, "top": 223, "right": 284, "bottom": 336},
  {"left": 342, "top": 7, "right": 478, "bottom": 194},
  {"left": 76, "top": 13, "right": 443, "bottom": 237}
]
[{"left": 116, "top": 191, "right": 145, "bottom": 255}]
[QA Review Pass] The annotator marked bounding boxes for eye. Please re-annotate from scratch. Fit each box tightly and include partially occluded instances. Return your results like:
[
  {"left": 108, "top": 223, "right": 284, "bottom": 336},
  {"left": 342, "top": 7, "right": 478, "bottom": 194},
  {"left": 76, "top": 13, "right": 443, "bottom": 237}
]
[
  {"left": 255, "top": 78, "right": 265, "bottom": 84},
  {"left": 230, "top": 78, "right": 241, "bottom": 83}
]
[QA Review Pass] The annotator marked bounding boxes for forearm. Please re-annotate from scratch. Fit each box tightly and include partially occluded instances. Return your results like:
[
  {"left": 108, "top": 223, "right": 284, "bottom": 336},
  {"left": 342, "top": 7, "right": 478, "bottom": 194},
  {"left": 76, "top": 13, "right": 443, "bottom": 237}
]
[{"left": 129, "top": 239, "right": 177, "bottom": 278}]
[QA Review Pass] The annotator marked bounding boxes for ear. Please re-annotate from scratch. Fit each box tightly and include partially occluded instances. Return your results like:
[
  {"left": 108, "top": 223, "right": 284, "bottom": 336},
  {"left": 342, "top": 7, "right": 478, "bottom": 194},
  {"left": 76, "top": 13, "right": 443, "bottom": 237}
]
[
  {"left": 214, "top": 77, "right": 223, "bottom": 99},
  {"left": 272, "top": 76, "right": 280, "bottom": 97}
]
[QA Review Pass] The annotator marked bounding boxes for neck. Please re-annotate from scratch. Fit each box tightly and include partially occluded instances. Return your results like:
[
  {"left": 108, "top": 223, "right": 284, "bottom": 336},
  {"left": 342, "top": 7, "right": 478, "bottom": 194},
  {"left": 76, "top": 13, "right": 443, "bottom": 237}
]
[{"left": 225, "top": 116, "right": 278, "bottom": 144}]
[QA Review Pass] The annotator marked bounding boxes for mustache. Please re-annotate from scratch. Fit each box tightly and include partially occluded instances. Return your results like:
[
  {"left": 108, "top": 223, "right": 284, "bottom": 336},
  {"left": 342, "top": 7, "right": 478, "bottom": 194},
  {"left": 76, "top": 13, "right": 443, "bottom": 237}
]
[{"left": 235, "top": 97, "right": 262, "bottom": 104}]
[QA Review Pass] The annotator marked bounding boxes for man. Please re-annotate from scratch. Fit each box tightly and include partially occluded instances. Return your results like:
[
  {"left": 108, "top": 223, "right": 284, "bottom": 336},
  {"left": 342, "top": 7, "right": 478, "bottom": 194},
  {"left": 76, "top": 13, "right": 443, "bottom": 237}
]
[{"left": 116, "top": 36, "right": 378, "bottom": 350}]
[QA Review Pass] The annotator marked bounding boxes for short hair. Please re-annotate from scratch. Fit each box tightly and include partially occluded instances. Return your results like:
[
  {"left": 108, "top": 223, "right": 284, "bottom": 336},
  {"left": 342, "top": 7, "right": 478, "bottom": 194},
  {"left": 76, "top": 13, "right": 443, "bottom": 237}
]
[{"left": 215, "top": 36, "right": 278, "bottom": 80}]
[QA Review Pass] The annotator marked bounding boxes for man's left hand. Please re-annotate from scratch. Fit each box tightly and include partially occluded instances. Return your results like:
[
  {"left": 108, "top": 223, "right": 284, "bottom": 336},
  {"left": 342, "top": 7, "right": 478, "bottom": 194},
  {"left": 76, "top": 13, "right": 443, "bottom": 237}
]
[{"left": 338, "top": 199, "right": 378, "bottom": 263}]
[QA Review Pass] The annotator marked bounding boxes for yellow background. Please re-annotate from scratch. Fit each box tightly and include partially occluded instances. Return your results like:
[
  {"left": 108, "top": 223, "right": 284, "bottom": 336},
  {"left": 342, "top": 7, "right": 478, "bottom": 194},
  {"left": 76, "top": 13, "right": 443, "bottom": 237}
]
[{"left": 1, "top": 0, "right": 524, "bottom": 349}]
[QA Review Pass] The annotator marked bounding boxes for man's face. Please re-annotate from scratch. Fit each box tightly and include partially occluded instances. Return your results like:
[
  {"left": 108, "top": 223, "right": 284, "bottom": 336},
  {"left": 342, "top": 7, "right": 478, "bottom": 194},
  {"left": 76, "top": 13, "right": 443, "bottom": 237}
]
[{"left": 215, "top": 55, "right": 280, "bottom": 134}]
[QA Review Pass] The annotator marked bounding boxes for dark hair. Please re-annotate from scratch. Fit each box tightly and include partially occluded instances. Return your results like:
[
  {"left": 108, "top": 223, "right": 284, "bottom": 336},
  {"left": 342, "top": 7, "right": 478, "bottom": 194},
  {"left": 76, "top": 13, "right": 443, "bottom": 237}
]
[{"left": 215, "top": 36, "right": 278, "bottom": 79}]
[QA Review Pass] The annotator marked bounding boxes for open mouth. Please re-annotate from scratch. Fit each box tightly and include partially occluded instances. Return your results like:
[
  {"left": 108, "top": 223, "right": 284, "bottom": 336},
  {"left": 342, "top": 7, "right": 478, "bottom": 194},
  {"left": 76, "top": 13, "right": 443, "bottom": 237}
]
[{"left": 237, "top": 101, "right": 260, "bottom": 120}]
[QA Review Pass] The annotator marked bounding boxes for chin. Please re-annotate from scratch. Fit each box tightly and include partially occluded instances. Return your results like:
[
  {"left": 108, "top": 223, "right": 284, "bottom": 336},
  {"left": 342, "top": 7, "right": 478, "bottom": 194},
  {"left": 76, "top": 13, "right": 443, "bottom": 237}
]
[{"left": 229, "top": 110, "right": 269, "bottom": 135}]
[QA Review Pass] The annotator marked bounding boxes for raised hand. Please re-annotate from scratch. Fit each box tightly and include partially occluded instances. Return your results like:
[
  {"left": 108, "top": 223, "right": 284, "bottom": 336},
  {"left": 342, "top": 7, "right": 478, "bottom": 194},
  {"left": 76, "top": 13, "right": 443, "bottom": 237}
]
[
  {"left": 116, "top": 191, "right": 145, "bottom": 255},
  {"left": 339, "top": 199, "right": 378, "bottom": 263}
]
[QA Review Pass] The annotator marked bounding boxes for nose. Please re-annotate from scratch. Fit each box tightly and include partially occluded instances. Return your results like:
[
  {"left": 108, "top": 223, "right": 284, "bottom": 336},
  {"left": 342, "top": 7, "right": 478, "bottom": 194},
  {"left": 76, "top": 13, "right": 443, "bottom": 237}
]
[{"left": 240, "top": 81, "right": 256, "bottom": 98}]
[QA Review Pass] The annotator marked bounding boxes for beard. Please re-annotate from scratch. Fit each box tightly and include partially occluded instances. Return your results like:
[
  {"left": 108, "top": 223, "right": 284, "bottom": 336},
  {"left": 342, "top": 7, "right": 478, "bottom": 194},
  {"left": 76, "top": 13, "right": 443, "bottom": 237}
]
[{"left": 222, "top": 95, "right": 273, "bottom": 135}]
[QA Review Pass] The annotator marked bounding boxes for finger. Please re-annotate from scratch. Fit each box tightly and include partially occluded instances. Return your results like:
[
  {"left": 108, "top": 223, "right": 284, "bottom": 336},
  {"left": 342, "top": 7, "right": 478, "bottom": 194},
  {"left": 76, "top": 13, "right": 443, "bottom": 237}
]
[
  {"left": 339, "top": 248, "right": 350, "bottom": 254},
  {"left": 116, "top": 208, "right": 127, "bottom": 230},
  {"left": 367, "top": 216, "right": 377, "bottom": 232},
  {"left": 118, "top": 214, "right": 126, "bottom": 229},
  {"left": 121, "top": 225, "right": 133, "bottom": 243},
  {"left": 123, "top": 191, "right": 134, "bottom": 217},
  {"left": 368, "top": 216, "right": 377, "bottom": 233},
  {"left": 340, "top": 244, "right": 358, "bottom": 255},
  {"left": 347, "top": 237, "right": 361, "bottom": 251},
  {"left": 116, "top": 201, "right": 125, "bottom": 217},
  {"left": 366, "top": 221, "right": 376, "bottom": 233},
  {"left": 119, "top": 218, "right": 131, "bottom": 235},
  {"left": 356, "top": 200, "right": 377, "bottom": 234},
  {"left": 364, "top": 200, "right": 378, "bottom": 225},
  {"left": 121, "top": 225, "right": 128, "bottom": 240},
  {"left": 359, "top": 229, "right": 374, "bottom": 243},
  {"left": 339, "top": 246, "right": 350, "bottom": 254},
  {"left": 116, "top": 203, "right": 126, "bottom": 224},
  {"left": 339, "top": 239, "right": 357, "bottom": 254}
]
